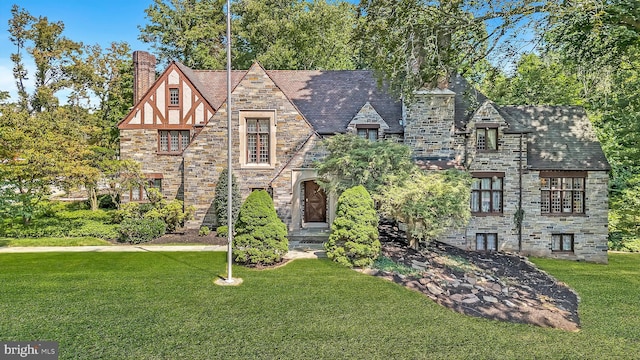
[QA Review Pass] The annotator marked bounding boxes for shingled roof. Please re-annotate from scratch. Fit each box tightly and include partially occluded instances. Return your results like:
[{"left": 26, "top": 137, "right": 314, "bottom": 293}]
[
  {"left": 176, "top": 63, "right": 403, "bottom": 134},
  {"left": 499, "top": 106, "right": 610, "bottom": 171}
]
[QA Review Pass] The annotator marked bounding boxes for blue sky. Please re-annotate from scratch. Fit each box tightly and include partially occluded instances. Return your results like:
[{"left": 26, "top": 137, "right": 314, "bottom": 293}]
[{"left": 0, "top": 0, "right": 154, "bottom": 100}]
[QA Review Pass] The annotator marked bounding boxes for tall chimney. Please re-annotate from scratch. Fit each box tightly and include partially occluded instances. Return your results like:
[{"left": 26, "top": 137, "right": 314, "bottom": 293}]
[{"left": 133, "top": 51, "right": 156, "bottom": 103}]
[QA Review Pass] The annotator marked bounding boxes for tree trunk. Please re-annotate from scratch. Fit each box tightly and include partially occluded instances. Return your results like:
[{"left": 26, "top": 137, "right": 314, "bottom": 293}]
[{"left": 88, "top": 187, "right": 98, "bottom": 211}]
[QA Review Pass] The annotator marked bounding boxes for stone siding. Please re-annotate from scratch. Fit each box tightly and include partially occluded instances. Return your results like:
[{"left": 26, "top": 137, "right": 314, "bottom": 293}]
[
  {"left": 404, "top": 91, "right": 456, "bottom": 159},
  {"left": 182, "top": 64, "right": 316, "bottom": 229},
  {"left": 119, "top": 128, "right": 184, "bottom": 202}
]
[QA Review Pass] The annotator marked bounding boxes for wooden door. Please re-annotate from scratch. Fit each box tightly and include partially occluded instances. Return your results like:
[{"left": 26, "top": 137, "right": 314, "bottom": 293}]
[{"left": 304, "top": 181, "right": 326, "bottom": 223}]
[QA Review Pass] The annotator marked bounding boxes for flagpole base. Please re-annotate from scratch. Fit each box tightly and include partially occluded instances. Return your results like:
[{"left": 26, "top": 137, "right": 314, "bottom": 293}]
[{"left": 214, "top": 277, "right": 243, "bottom": 286}]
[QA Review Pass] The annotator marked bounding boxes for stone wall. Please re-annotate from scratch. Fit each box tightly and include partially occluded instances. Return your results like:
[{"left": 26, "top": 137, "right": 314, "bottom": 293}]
[
  {"left": 119, "top": 128, "right": 184, "bottom": 202},
  {"left": 403, "top": 90, "right": 456, "bottom": 159},
  {"left": 182, "top": 64, "right": 316, "bottom": 229}
]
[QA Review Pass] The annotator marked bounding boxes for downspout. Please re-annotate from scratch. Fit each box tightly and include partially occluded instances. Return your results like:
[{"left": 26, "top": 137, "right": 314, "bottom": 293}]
[{"left": 518, "top": 133, "right": 523, "bottom": 252}]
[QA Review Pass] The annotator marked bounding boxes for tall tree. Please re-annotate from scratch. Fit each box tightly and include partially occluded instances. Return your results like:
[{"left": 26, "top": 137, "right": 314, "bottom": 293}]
[
  {"left": 357, "top": 0, "right": 550, "bottom": 100},
  {"left": 234, "top": 0, "right": 358, "bottom": 69},
  {"left": 8, "top": 5, "right": 83, "bottom": 113},
  {"left": 139, "top": 0, "right": 227, "bottom": 68}
]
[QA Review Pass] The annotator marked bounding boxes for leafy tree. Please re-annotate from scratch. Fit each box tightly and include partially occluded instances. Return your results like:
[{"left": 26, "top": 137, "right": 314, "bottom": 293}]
[
  {"left": 8, "top": 5, "right": 83, "bottom": 113},
  {"left": 233, "top": 190, "right": 288, "bottom": 266},
  {"left": 234, "top": 0, "right": 358, "bottom": 69},
  {"left": 545, "top": 0, "right": 640, "bottom": 68},
  {"left": 378, "top": 170, "right": 471, "bottom": 249},
  {"left": 214, "top": 168, "right": 242, "bottom": 227},
  {"left": 324, "top": 185, "right": 380, "bottom": 268},
  {"left": 139, "top": 0, "right": 227, "bottom": 69},
  {"left": 357, "top": 0, "right": 550, "bottom": 100},
  {"left": 315, "top": 133, "right": 415, "bottom": 196},
  {"left": 0, "top": 106, "right": 95, "bottom": 224},
  {"left": 481, "top": 53, "right": 584, "bottom": 106}
]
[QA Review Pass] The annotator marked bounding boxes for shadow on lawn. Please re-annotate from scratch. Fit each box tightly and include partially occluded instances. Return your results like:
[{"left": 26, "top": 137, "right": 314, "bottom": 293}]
[{"left": 147, "top": 250, "right": 223, "bottom": 276}]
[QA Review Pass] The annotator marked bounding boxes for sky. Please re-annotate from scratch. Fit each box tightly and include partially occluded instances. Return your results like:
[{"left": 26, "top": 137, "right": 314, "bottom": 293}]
[{"left": 0, "top": 0, "right": 154, "bottom": 101}]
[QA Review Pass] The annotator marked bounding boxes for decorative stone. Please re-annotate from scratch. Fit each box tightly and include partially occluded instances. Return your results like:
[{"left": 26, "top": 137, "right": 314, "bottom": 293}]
[
  {"left": 418, "top": 278, "right": 429, "bottom": 285},
  {"left": 450, "top": 293, "right": 464, "bottom": 302},
  {"left": 503, "top": 300, "right": 517, "bottom": 308},
  {"left": 483, "top": 296, "right": 498, "bottom": 303},
  {"left": 462, "top": 295, "right": 480, "bottom": 304},
  {"left": 427, "top": 283, "right": 444, "bottom": 295},
  {"left": 467, "top": 277, "right": 477, "bottom": 285}
]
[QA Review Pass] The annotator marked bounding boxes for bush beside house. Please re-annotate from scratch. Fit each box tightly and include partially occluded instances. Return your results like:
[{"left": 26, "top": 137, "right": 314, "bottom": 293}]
[
  {"left": 324, "top": 185, "right": 380, "bottom": 268},
  {"left": 233, "top": 190, "right": 288, "bottom": 266}
]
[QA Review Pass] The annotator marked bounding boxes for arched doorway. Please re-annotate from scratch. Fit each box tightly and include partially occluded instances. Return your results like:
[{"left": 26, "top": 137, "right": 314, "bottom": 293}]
[{"left": 303, "top": 180, "right": 327, "bottom": 223}]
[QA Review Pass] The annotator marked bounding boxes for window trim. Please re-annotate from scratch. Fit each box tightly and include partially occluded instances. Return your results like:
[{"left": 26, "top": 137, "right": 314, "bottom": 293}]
[
  {"left": 168, "top": 87, "right": 180, "bottom": 107},
  {"left": 470, "top": 172, "right": 504, "bottom": 215},
  {"left": 540, "top": 172, "right": 586, "bottom": 215},
  {"left": 476, "top": 233, "right": 498, "bottom": 252},
  {"left": 158, "top": 130, "right": 190, "bottom": 154},
  {"left": 476, "top": 125, "right": 498, "bottom": 152},
  {"left": 239, "top": 110, "right": 277, "bottom": 169},
  {"left": 552, "top": 233, "right": 574, "bottom": 253},
  {"left": 356, "top": 124, "right": 379, "bottom": 141}
]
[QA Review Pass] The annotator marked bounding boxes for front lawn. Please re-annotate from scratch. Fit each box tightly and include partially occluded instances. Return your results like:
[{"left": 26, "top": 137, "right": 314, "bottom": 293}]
[{"left": 0, "top": 252, "right": 638, "bottom": 359}]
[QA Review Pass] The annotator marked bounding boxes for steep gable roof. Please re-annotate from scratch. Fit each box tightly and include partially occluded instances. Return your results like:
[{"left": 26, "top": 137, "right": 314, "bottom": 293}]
[
  {"left": 266, "top": 70, "right": 403, "bottom": 134},
  {"left": 499, "top": 106, "right": 610, "bottom": 171},
  {"left": 174, "top": 62, "right": 245, "bottom": 111}
]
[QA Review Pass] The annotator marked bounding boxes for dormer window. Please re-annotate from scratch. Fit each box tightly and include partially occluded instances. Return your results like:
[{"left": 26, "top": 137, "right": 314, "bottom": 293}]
[
  {"left": 476, "top": 123, "right": 498, "bottom": 151},
  {"left": 356, "top": 124, "right": 379, "bottom": 141},
  {"left": 169, "top": 88, "right": 180, "bottom": 107}
]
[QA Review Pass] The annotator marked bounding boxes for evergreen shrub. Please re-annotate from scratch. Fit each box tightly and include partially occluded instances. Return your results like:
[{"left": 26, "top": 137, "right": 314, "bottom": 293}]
[
  {"left": 324, "top": 185, "right": 380, "bottom": 267},
  {"left": 214, "top": 168, "right": 242, "bottom": 227},
  {"left": 117, "top": 218, "right": 166, "bottom": 244},
  {"left": 233, "top": 190, "right": 288, "bottom": 266}
]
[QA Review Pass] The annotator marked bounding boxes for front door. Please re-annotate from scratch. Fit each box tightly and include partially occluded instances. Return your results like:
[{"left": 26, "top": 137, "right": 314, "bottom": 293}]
[{"left": 304, "top": 181, "right": 326, "bottom": 223}]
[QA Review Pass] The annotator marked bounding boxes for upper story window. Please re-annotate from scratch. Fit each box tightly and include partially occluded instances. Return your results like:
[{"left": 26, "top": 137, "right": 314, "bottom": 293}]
[
  {"left": 239, "top": 111, "right": 276, "bottom": 168},
  {"left": 471, "top": 173, "right": 503, "bottom": 214},
  {"left": 540, "top": 172, "right": 585, "bottom": 214},
  {"left": 476, "top": 124, "right": 498, "bottom": 151},
  {"left": 247, "top": 119, "right": 270, "bottom": 164},
  {"left": 356, "top": 125, "right": 379, "bottom": 141},
  {"left": 169, "top": 88, "right": 180, "bottom": 106},
  {"left": 159, "top": 130, "right": 190, "bottom": 153}
]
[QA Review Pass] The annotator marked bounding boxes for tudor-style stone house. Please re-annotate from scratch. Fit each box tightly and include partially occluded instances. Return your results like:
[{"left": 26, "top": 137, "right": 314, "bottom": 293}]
[{"left": 119, "top": 51, "right": 610, "bottom": 263}]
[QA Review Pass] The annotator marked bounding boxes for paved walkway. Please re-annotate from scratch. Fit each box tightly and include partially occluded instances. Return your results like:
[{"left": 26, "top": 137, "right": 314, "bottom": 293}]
[{"left": 0, "top": 244, "right": 325, "bottom": 259}]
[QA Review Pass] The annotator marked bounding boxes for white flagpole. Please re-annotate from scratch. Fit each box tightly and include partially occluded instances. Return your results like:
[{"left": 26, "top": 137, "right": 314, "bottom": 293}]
[{"left": 225, "top": 0, "right": 234, "bottom": 283}]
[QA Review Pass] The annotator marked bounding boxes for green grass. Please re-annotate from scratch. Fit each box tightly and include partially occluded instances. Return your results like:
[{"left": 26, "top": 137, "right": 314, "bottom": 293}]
[
  {"left": 0, "top": 237, "right": 111, "bottom": 247},
  {"left": 0, "top": 252, "right": 638, "bottom": 359}
]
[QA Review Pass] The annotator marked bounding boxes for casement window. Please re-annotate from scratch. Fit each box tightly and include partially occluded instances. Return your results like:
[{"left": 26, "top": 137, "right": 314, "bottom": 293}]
[
  {"left": 476, "top": 124, "right": 498, "bottom": 151},
  {"left": 552, "top": 234, "right": 574, "bottom": 252},
  {"left": 476, "top": 233, "right": 498, "bottom": 251},
  {"left": 356, "top": 125, "right": 379, "bottom": 141},
  {"left": 169, "top": 88, "right": 180, "bottom": 107},
  {"left": 470, "top": 174, "right": 503, "bottom": 214},
  {"left": 159, "top": 130, "right": 190, "bottom": 153},
  {"left": 246, "top": 119, "right": 270, "bottom": 164},
  {"left": 239, "top": 111, "right": 276, "bottom": 168},
  {"left": 130, "top": 177, "right": 162, "bottom": 202},
  {"left": 540, "top": 172, "right": 585, "bottom": 214}
]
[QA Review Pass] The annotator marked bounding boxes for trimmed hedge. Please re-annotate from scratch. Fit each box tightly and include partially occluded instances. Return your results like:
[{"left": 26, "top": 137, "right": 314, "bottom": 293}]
[
  {"left": 324, "top": 185, "right": 380, "bottom": 267},
  {"left": 233, "top": 190, "right": 288, "bottom": 266},
  {"left": 117, "top": 218, "right": 166, "bottom": 244}
]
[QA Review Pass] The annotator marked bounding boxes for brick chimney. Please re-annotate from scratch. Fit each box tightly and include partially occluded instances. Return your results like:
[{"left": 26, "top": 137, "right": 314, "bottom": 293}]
[{"left": 133, "top": 51, "right": 156, "bottom": 103}]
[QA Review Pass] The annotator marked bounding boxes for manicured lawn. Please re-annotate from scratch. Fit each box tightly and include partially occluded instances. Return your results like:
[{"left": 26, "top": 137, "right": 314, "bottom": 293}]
[
  {"left": 0, "top": 252, "right": 638, "bottom": 359},
  {"left": 0, "top": 237, "right": 111, "bottom": 247}
]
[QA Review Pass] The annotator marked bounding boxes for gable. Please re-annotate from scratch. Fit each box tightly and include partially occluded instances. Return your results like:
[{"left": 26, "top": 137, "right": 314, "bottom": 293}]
[
  {"left": 347, "top": 102, "right": 390, "bottom": 131},
  {"left": 118, "top": 63, "right": 216, "bottom": 130}
]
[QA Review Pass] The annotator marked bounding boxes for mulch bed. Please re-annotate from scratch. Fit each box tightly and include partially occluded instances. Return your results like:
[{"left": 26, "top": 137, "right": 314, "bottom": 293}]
[{"left": 374, "top": 223, "right": 581, "bottom": 331}]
